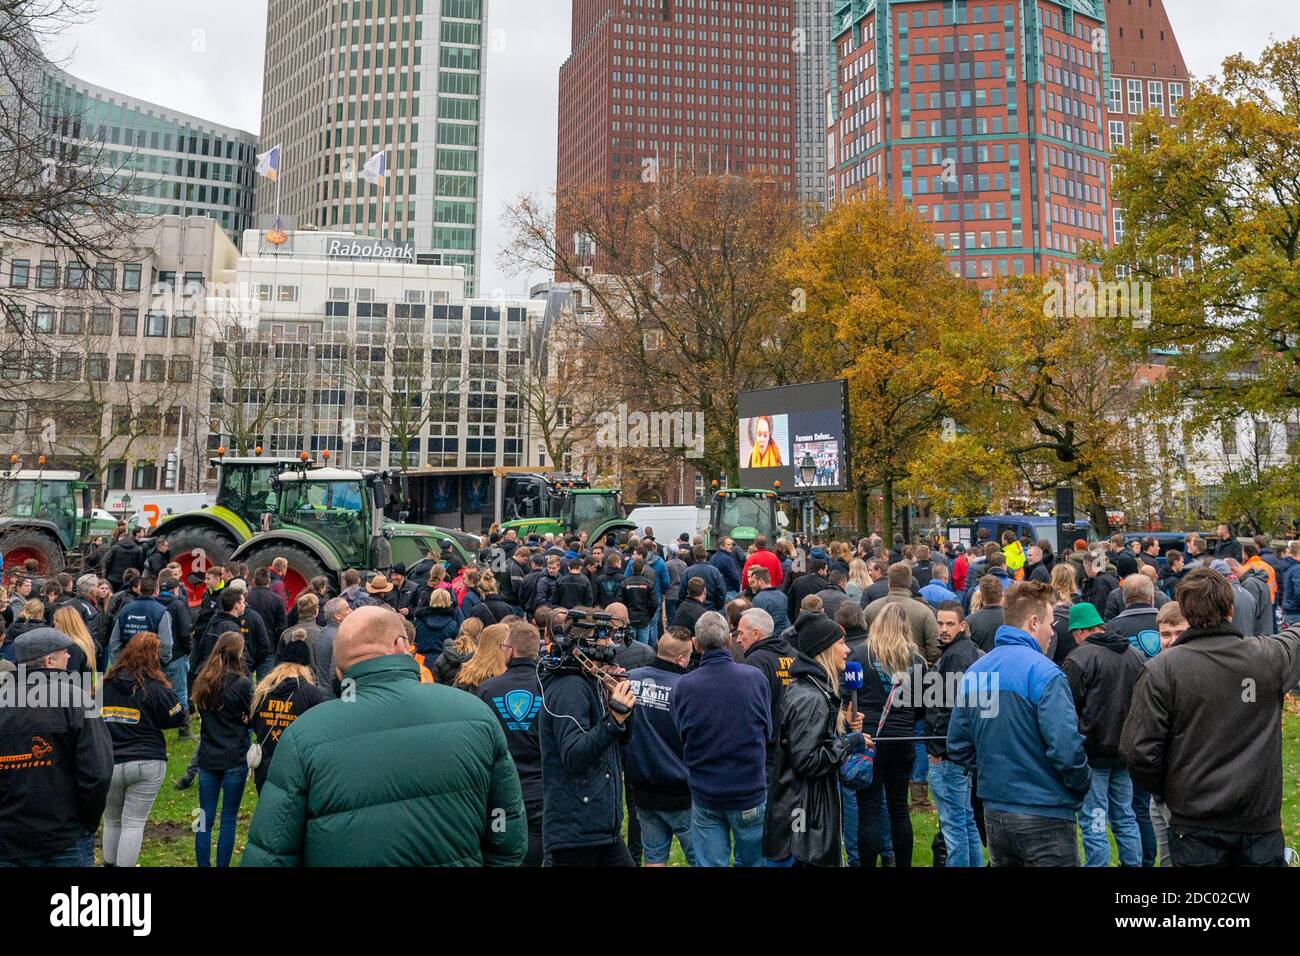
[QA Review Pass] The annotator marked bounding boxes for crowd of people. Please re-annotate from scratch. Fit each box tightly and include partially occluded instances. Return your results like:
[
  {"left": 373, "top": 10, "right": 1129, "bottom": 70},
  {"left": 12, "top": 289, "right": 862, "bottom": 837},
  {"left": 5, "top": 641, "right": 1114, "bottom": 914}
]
[{"left": 1, "top": 517, "right": 1299, "bottom": 868}]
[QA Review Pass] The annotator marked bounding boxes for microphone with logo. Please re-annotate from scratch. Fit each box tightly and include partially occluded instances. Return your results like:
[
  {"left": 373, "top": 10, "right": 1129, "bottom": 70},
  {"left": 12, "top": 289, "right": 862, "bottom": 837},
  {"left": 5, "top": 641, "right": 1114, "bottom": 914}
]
[{"left": 843, "top": 660, "right": 863, "bottom": 720}]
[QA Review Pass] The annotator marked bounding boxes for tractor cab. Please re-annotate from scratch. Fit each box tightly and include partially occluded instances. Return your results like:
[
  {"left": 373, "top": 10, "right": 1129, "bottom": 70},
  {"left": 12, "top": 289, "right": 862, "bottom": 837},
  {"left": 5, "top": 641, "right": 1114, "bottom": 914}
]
[
  {"left": 212, "top": 455, "right": 309, "bottom": 530},
  {"left": 709, "top": 488, "right": 782, "bottom": 547},
  {"left": 502, "top": 473, "right": 591, "bottom": 522},
  {"left": 0, "top": 469, "right": 87, "bottom": 551},
  {"left": 270, "top": 468, "right": 371, "bottom": 567},
  {"left": 560, "top": 487, "right": 624, "bottom": 539}
]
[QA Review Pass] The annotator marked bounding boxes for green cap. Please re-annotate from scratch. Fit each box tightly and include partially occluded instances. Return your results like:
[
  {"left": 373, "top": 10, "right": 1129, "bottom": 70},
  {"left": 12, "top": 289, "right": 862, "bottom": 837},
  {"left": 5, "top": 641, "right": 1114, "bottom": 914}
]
[{"left": 1068, "top": 602, "right": 1105, "bottom": 632}]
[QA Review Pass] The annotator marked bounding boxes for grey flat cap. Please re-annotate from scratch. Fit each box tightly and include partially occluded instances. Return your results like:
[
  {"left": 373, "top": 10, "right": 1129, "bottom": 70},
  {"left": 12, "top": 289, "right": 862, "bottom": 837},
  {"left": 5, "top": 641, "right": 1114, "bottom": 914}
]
[{"left": 13, "top": 627, "right": 77, "bottom": 665}]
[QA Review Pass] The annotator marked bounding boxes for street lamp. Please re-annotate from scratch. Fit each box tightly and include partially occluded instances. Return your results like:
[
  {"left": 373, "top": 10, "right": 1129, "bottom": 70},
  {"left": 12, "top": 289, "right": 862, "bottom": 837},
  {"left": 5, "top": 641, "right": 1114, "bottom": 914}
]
[{"left": 798, "top": 453, "right": 817, "bottom": 538}]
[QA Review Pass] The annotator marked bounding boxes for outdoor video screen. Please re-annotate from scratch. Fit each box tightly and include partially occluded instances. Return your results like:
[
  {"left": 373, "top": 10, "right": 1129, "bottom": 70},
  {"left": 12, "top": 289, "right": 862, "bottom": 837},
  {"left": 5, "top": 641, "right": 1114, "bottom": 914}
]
[{"left": 738, "top": 380, "right": 850, "bottom": 492}]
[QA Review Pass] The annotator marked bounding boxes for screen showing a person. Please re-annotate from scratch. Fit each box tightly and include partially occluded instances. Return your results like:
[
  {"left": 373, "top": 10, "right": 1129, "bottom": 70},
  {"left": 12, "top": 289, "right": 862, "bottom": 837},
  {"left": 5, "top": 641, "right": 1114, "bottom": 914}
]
[{"left": 737, "top": 380, "right": 849, "bottom": 492}]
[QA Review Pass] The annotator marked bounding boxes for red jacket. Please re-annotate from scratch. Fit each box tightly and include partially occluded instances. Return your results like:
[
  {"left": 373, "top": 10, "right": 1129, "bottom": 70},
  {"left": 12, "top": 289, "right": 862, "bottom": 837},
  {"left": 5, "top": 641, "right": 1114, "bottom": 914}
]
[
  {"left": 952, "top": 554, "right": 969, "bottom": 593},
  {"left": 742, "top": 548, "right": 783, "bottom": 590}
]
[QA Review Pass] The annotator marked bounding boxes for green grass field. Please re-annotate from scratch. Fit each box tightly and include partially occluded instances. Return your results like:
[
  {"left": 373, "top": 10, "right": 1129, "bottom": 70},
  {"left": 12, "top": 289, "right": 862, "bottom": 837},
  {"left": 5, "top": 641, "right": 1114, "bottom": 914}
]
[{"left": 118, "top": 705, "right": 1300, "bottom": 867}]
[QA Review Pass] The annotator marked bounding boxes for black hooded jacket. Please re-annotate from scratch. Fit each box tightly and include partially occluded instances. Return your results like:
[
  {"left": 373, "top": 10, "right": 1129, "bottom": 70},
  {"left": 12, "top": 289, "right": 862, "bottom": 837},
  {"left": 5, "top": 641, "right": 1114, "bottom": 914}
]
[
  {"left": 743, "top": 629, "right": 799, "bottom": 781},
  {"left": 1061, "top": 630, "right": 1145, "bottom": 767},
  {"left": 924, "top": 634, "right": 983, "bottom": 758}
]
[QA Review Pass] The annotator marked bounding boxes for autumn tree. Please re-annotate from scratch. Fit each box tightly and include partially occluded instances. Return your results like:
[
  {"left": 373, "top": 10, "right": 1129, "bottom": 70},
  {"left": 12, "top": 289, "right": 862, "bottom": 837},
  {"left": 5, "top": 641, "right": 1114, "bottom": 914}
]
[
  {"left": 1106, "top": 37, "right": 1300, "bottom": 430},
  {"left": 971, "top": 274, "right": 1156, "bottom": 533},
  {"left": 500, "top": 170, "right": 805, "bottom": 485},
  {"left": 780, "top": 189, "right": 990, "bottom": 536}
]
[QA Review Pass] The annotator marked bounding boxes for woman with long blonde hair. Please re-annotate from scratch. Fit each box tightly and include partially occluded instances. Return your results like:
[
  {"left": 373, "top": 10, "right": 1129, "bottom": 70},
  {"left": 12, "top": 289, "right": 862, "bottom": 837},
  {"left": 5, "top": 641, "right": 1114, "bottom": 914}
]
[
  {"left": 248, "top": 633, "right": 327, "bottom": 793},
  {"left": 846, "top": 558, "right": 871, "bottom": 603},
  {"left": 433, "top": 616, "right": 481, "bottom": 685},
  {"left": 453, "top": 621, "right": 509, "bottom": 694},
  {"left": 854, "top": 602, "right": 928, "bottom": 868},
  {"left": 1049, "top": 562, "right": 1079, "bottom": 665},
  {"left": 52, "top": 605, "right": 97, "bottom": 684},
  {"left": 765, "top": 614, "right": 866, "bottom": 866}
]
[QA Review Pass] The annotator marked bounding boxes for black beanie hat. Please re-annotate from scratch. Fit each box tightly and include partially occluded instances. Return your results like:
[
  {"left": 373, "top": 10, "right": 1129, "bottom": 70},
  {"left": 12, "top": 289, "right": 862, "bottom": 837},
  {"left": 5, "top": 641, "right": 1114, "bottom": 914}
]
[
  {"left": 277, "top": 640, "right": 312, "bottom": 667},
  {"left": 794, "top": 614, "right": 843, "bottom": 659}
]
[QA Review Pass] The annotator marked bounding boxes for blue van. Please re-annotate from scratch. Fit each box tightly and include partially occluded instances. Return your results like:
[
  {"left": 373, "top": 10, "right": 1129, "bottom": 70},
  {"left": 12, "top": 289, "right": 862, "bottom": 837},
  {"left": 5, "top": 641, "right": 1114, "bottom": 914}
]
[{"left": 968, "top": 514, "right": 1100, "bottom": 551}]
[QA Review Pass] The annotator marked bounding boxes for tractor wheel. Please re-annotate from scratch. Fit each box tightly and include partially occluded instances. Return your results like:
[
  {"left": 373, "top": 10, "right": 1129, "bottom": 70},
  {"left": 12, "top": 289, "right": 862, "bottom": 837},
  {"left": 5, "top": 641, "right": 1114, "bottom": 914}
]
[
  {"left": 0, "top": 529, "right": 64, "bottom": 580},
  {"left": 165, "top": 525, "right": 240, "bottom": 606},
  {"left": 240, "top": 541, "right": 331, "bottom": 604}
]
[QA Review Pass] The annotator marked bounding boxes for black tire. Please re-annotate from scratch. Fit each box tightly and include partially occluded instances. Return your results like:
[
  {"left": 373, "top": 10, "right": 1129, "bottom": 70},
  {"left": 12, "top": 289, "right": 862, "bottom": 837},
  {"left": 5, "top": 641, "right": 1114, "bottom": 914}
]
[
  {"left": 239, "top": 541, "right": 331, "bottom": 603},
  {"left": 0, "top": 528, "right": 65, "bottom": 578}
]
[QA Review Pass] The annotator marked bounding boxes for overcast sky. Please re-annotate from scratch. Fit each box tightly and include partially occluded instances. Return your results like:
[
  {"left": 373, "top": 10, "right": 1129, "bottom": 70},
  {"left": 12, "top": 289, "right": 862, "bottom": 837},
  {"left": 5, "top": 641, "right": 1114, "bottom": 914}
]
[{"left": 48, "top": 0, "right": 1300, "bottom": 296}]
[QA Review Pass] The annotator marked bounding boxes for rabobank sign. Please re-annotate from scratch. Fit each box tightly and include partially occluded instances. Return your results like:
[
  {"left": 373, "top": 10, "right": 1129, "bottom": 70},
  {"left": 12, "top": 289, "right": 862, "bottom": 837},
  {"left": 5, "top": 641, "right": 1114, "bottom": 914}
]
[{"left": 326, "top": 238, "right": 416, "bottom": 262}]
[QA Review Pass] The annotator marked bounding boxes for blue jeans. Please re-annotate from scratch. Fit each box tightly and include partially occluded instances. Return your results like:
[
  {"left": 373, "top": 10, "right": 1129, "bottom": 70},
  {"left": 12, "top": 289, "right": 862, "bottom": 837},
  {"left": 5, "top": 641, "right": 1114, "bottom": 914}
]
[
  {"left": 1131, "top": 779, "right": 1157, "bottom": 866},
  {"left": 196, "top": 766, "right": 247, "bottom": 867},
  {"left": 911, "top": 720, "right": 928, "bottom": 782},
  {"left": 841, "top": 783, "right": 859, "bottom": 866},
  {"left": 929, "top": 759, "right": 984, "bottom": 867},
  {"left": 164, "top": 656, "right": 190, "bottom": 711},
  {"left": 1285, "top": 612, "right": 1300, "bottom": 626},
  {"left": 0, "top": 841, "right": 88, "bottom": 867},
  {"left": 637, "top": 808, "right": 696, "bottom": 866},
  {"left": 691, "top": 802, "right": 765, "bottom": 867},
  {"left": 1080, "top": 764, "right": 1142, "bottom": 867},
  {"left": 632, "top": 624, "right": 653, "bottom": 646}
]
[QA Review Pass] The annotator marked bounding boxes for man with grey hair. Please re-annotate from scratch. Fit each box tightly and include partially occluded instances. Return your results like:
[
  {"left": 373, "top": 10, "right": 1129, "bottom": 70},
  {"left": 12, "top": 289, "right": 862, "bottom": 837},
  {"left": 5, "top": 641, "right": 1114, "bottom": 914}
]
[
  {"left": 736, "top": 606, "right": 796, "bottom": 787},
  {"left": 313, "top": 597, "right": 351, "bottom": 698},
  {"left": 672, "top": 611, "right": 772, "bottom": 867}
]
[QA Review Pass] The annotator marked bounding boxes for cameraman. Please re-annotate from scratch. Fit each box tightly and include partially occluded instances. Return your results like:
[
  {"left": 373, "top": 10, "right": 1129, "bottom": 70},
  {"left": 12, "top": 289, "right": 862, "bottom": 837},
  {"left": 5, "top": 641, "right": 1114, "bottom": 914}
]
[{"left": 539, "top": 612, "right": 638, "bottom": 866}]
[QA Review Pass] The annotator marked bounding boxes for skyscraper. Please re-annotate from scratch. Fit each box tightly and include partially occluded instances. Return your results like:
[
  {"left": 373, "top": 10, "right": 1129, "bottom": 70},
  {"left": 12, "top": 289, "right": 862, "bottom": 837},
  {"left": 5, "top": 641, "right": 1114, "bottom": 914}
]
[
  {"left": 256, "top": 0, "right": 487, "bottom": 294},
  {"left": 794, "top": 0, "right": 833, "bottom": 205},
  {"left": 828, "top": 0, "right": 1112, "bottom": 279},
  {"left": 558, "top": 0, "right": 798, "bottom": 197}
]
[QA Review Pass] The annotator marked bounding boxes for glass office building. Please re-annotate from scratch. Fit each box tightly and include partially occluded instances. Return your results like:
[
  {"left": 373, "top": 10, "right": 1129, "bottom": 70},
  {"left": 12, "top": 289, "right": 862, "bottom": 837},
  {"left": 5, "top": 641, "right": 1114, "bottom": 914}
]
[{"left": 41, "top": 68, "right": 259, "bottom": 248}]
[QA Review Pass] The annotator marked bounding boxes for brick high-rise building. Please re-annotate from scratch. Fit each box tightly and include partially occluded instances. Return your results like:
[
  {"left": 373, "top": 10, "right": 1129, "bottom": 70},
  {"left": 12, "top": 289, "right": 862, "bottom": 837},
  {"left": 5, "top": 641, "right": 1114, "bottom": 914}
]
[
  {"left": 827, "top": 0, "right": 1113, "bottom": 279},
  {"left": 1102, "top": 0, "right": 1188, "bottom": 246},
  {"left": 558, "top": 0, "right": 798, "bottom": 199}
]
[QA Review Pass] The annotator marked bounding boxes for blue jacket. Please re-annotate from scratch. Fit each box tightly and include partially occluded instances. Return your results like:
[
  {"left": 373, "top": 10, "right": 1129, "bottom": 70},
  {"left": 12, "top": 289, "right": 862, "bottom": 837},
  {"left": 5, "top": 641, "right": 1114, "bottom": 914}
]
[
  {"left": 919, "top": 580, "right": 958, "bottom": 608},
  {"left": 109, "top": 596, "right": 173, "bottom": 664},
  {"left": 751, "top": 586, "right": 792, "bottom": 635},
  {"left": 412, "top": 604, "right": 463, "bottom": 656},
  {"left": 947, "top": 625, "right": 1090, "bottom": 820},
  {"left": 683, "top": 562, "right": 726, "bottom": 612},
  {"left": 672, "top": 648, "right": 771, "bottom": 811},
  {"left": 623, "top": 659, "right": 691, "bottom": 810},
  {"left": 1281, "top": 557, "right": 1300, "bottom": 614},
  {"left": 709, "top": 550, "right": 742, "bottom": 593}
]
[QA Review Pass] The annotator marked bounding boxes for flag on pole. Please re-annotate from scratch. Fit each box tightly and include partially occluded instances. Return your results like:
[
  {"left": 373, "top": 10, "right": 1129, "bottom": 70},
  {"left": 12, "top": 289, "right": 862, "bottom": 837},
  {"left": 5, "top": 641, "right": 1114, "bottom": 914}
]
[
  {"left": 361, "top": 150, "right": 386, "bottom": 187},
  {"left": 255, "top": 144, "right": 282, "bottom": 182}
]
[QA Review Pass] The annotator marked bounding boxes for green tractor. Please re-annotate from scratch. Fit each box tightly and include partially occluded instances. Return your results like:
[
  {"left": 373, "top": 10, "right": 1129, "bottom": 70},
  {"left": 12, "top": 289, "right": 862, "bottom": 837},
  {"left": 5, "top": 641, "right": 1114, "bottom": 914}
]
[
  {"left": 701, "top": 486, "right": 786, "bottom": 549},
  {"left": 0, "top": 461, "right": 98, "bottom": 579},
  {"left": 499, "top": 477, "right": 636, "bottom": 545},
  {"left": 151, "top": 453, "right": 307, "bottom": 604},
  {"left": 230, "top": 465, "right": 479, "bottom": 601}
]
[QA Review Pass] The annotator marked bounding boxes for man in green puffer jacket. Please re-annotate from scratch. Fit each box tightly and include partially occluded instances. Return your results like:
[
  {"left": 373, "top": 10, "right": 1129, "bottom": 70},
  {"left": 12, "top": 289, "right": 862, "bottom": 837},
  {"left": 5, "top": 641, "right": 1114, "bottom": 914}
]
[{"left": 242, "top": 606, "right": 526, "bottom": 866}]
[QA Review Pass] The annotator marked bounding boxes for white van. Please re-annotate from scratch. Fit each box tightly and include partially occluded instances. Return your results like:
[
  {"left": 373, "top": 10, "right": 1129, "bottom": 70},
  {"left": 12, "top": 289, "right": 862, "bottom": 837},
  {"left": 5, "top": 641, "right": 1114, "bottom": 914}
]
[{"left": 625, "top": 505, "right": 705, "bottom": 547}]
